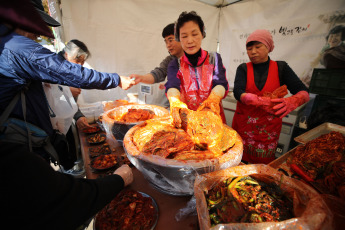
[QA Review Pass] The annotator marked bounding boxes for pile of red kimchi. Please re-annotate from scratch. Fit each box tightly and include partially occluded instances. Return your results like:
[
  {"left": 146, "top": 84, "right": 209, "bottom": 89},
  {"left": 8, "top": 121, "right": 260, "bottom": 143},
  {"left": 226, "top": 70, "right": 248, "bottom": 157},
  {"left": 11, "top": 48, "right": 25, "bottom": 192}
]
[{"left": 288, "top": 131, "right": 345, "bottom": 200}]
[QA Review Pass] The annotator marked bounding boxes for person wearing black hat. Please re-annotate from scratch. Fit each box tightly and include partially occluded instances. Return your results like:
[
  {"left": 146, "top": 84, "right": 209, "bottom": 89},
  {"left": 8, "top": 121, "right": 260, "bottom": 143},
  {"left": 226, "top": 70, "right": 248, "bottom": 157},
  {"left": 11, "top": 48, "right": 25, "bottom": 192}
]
[
  {"left": 0, "top": 1, "right": 133, "bottom": 229},
  {"left": 0, "top": 0, "right": 53, "bottom": 37},
  {"left": 31, "top": 0, "right": 61, "bottom": 27},
  {"left": 0, "top": 0, "right": 135, "bottom": 156}
]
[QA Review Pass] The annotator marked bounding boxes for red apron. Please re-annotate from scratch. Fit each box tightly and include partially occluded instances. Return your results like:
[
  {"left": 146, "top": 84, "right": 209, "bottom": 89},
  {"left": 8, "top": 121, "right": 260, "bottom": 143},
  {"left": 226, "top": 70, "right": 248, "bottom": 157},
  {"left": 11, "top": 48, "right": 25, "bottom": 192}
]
[
  {"left": 232, "top": 60, "right": 282, "bottom": 164},
  {"left": 178, "top": 52, "right": 226, "bottom": 123}
]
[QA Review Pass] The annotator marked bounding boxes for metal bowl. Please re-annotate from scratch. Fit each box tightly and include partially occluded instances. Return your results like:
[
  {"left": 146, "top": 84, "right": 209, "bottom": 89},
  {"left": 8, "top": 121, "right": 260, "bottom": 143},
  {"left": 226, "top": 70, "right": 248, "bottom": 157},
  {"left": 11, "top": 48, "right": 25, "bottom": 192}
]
[
  {"left": 123, "top": 122, "right": 243, "bottom": 196},
  {"left": 102, "top": 104, "right": 169, "bottom": 143},
  {"left": 93, "top": 191, "right": 159, "bottom": 230}
]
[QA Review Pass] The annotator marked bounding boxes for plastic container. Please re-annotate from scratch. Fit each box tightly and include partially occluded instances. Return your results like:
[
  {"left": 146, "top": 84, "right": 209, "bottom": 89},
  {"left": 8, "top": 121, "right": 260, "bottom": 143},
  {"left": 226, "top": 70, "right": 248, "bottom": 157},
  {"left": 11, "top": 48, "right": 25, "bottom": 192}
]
[
  {"left": 80, "top": 102, "right": 103, "bottom": 124},
  {"left": 294, "top": 122, "right": 345, "bottom": 144},
  {"left": 43, "top": 84, "right": 78, "bottom": 134},
  {"left": 309, "top": 68, "right": 345, "bottom": 98},
  {"left": 82, "top": 109, "right": 96, "bottom": 124}
]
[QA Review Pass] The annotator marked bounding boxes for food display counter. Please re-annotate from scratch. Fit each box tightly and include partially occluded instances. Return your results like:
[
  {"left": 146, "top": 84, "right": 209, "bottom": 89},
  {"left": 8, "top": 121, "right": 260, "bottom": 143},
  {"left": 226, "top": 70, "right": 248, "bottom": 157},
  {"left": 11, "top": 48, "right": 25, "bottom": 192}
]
[
  {"left": 79, "top": 124, "right": 199, "bottom": 230},
  {"left": 268, "top": 122, "right": 345, "bottom": 229}
]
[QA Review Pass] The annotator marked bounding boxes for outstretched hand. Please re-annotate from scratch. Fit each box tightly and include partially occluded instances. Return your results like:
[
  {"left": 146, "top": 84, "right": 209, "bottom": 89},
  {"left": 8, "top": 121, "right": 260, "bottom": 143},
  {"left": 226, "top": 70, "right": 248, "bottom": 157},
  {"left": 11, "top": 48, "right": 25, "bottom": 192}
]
[
  {"left": 119, "top": 76, "right": 135, "bottom": 90},
  {"left": 168, "top": 96, "right": 188, "bottom": 128},
  {"left": 128, "top": 74, "right": 155, "bottom": 86},
  {"left": 128, "top": 74, "right": 142, "bottom": 85},
  {"left": 76, "top": 117, "right": 92, "bottom": 130}
]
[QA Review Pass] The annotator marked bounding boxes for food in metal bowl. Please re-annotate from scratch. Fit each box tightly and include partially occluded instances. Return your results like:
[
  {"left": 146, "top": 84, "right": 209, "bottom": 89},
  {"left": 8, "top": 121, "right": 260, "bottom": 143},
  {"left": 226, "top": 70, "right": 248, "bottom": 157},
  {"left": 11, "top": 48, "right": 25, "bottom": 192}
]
[
  {"left": 123, "top": 111, "right": 243, "bottom": 195},
  {"left": 89, "top": 143, "right": 111, "bottom": 158},
  {"left": 82, "top": 126, "right": 101, "bottom": 134},
  {"left": 102, "top": 104, "right": 169, "bottom": 142},
  {"left": 117, "top": 108, "right": 156, "bottom": 123},
  {"left": 130, "top": 110, "right": 237, "bottom": 162},
  {"left": 87, "top": 133, "right": 106, "bottom": 145},
  {"left": 94, "top": 190, "right": 158, "bottom": 230},
  {"left": 90, "top": 153, "right": 118, "bottom": 171}
]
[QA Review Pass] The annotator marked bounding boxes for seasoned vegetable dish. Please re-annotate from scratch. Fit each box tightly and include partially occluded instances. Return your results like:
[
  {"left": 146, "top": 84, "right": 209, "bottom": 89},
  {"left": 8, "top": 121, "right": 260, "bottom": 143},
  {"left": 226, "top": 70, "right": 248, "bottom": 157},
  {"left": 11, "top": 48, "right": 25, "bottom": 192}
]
[
  {"left": 205, "top": 175, "right": 294, "bottom": 225},
  {"left": 89, "top": 143, "right": 111, "bottom": 158},
  {"left": 87, "top": 133, "right": 106, "bottom": 144},
  {"left": 288, "top": 131, "right": 345, "bottom": 200},
  {"left": 91, "top": 153, "right": 117, "bottom": 170},
  {"left": 119, "top": 109, "right": 155, "bottom": 123},
  {"left": 95, "top": 190, "right": 157, "bottom": 230}
]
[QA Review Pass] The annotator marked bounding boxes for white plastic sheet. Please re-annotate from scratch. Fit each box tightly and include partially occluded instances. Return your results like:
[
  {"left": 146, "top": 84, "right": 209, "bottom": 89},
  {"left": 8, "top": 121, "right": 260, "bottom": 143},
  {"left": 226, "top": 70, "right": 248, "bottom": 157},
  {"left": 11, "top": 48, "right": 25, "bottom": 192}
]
[{"left": 43, "top": 84, "right": 78, "bottom": 134}]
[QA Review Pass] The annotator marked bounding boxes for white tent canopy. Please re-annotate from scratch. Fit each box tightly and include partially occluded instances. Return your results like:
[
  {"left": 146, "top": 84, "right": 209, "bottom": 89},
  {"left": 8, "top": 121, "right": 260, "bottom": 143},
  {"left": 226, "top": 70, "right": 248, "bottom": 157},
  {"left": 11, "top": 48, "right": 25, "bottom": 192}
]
[{"left": 49, "top": 0, "right": 345, "bottom": 105}]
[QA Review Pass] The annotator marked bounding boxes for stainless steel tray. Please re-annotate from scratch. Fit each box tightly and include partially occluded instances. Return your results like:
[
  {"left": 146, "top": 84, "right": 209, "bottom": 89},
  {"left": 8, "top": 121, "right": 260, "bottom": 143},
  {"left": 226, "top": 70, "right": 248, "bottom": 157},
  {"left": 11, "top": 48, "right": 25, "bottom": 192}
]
[{"left": 294, "top": 122, "right": 345, "bottom": 144}]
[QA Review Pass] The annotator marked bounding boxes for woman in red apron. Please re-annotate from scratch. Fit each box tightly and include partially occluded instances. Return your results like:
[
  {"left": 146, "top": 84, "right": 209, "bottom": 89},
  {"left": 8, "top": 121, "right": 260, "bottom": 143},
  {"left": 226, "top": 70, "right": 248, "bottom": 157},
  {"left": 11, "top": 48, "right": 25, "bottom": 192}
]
[
  {"left": 232, "top": 29, "right": 310, "bottom": 164},
  {"left": 165, "top": 11, "right": 229, "bottom": 125}
]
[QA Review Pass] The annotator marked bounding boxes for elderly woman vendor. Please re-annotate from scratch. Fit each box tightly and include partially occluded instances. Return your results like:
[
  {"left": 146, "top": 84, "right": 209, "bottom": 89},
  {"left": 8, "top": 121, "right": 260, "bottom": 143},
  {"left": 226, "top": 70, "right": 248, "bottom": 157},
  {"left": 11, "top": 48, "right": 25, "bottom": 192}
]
[
  {"left": 232, "top": 29, "right": 309, "bottom": 164},
  {"left": 165, "top": 11, "right": 229, "bottom": 125}
]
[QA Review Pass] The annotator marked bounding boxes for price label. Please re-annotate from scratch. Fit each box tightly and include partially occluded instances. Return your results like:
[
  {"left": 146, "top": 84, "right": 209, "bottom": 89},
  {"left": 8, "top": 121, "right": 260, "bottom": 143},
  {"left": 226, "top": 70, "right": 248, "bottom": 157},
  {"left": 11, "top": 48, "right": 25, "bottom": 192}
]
[
  {"left": 140, "top": 84, "right": 152, "bottom": 95},
  {"left": 275, "top": 143, "right": 284, "bottom": 158}
]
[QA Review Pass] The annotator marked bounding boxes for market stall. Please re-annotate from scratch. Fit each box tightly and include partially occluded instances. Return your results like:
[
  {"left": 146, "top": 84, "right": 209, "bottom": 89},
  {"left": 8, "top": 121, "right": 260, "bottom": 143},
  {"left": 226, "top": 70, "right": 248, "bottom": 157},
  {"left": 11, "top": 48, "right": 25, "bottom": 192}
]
[{"left": 77, "top": 97, "right": 345, "bottom": 229}]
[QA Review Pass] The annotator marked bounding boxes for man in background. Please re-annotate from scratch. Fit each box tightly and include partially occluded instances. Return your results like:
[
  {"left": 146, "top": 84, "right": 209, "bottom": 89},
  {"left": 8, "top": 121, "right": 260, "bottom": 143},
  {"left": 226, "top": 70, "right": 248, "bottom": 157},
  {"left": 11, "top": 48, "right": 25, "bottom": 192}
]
[
  {"left": 57, "top": 39, "right": 93, "bottom": 176},
  {"left": 129, "top": 23, "right": 184, "bottom": 107}
]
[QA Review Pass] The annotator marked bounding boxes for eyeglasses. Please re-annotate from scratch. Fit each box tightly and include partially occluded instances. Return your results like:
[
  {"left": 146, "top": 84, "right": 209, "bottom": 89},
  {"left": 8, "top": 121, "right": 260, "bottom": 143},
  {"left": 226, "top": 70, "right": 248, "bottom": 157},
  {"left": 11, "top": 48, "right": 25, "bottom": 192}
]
[{"left": 164, "top": 38, "right": 175, "bottom": 44}]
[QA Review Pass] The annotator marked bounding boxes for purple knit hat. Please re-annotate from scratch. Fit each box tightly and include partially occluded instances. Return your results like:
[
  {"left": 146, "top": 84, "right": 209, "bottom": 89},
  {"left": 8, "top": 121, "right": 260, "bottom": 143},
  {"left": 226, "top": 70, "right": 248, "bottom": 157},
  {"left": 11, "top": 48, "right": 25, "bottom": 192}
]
[{"left": 246, "top": 29, "right": 274, "bottom": 52}]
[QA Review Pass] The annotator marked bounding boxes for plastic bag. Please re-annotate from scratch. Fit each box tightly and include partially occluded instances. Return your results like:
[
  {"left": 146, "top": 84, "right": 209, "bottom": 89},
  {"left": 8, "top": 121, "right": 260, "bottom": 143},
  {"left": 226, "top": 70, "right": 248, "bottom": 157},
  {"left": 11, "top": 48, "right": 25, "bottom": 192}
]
[
  {"left": 43, "top": 84, "right": 78, "bottom": 135},
  {"left": 175, "top": 196, "right": 198, "bottom": 221},
  {"left": 194, "top": 164, "right": 333, "bottom": 230}
]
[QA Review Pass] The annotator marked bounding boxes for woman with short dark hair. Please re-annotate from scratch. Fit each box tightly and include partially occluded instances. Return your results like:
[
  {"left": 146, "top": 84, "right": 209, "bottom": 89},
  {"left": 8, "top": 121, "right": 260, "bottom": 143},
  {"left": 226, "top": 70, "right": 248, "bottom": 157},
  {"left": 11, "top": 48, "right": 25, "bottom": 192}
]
[{"left": 165, "top": 11, "right": 229, "bottom": 125}]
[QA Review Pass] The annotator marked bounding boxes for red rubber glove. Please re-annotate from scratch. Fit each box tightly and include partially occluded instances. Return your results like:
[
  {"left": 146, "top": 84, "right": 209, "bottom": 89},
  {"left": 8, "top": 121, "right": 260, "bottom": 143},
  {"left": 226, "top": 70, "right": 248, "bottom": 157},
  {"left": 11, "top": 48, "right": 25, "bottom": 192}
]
[
  {"left": 271, "top": 91, "right": 309, "bottom": 118},
  {"left": 197, "top": 91, "right": 222, "bottom": 115},
  {"left": 241, "top": 93, "right": 271, "bottom": 107},
  {"left": 168, "top": 91, "right": 188, "bottom": 128}
]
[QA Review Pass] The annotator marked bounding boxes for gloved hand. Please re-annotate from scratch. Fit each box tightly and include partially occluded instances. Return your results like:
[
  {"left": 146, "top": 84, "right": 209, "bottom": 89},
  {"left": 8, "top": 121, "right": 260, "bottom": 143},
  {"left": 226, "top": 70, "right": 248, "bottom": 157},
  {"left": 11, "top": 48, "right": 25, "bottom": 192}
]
[
  {"left": 241, "top": 93, "right": 271, "bottom": 107},
  {"left": 271, "top": 91, "right": 309, "bottom": 118},
  {"left": 197, "top": 91, "right": 222, "bottom": 115},
  {"left": 167, "top": 88, "right": 188, "bottom": 128},
  {"left": 113, "top": 164, "right": 133, "bottom": 187}
]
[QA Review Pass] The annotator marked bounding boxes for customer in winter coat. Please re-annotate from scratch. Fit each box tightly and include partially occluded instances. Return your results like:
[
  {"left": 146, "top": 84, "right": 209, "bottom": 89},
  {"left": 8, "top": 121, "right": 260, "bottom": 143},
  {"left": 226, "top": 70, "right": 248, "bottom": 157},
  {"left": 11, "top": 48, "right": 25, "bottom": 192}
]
[
  {"left": 0, "top": 0, "right": 134, "bottom": 163},
  {"left": 0, "top": 1, "right": 133, "bottom": 230}
]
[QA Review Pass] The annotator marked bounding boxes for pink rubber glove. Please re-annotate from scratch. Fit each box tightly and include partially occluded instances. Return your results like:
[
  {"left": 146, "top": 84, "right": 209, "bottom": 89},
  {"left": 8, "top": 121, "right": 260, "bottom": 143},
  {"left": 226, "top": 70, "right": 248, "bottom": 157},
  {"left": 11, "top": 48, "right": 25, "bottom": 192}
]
[
  {"left": 241, "top": 93, "right": 271, "bottom": 107},
  {"left": 271, "top": 91, "right": 309, "bottom": 118}
]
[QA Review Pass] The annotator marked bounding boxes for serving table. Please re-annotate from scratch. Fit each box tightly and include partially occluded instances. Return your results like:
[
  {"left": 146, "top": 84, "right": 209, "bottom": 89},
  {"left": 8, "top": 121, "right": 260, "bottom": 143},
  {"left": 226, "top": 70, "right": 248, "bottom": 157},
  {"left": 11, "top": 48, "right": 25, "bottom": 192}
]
[{"left": 79, "top": 125, "right": 199, "bottom": 230}]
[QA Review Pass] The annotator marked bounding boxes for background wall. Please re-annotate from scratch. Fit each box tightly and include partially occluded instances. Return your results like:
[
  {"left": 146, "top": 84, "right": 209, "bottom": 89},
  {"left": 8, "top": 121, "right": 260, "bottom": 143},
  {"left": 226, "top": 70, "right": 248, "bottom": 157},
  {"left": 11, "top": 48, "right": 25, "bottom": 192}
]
[
  {"left": 56, "top": 0, "right": 345, "bottom": 104},
  {"left": 219, "top": 0, "right": 345, "bottom": 89},
  {"left": 59, "top": 0, "right": 219, "bottom": 105}
]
